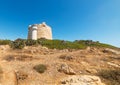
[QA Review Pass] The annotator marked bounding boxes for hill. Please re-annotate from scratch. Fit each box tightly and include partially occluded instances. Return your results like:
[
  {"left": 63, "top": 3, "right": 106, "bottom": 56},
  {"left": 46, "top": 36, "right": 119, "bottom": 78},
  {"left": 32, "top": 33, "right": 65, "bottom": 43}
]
[{"left": 0, "top": 39, "right": 120, "bottom": 85}]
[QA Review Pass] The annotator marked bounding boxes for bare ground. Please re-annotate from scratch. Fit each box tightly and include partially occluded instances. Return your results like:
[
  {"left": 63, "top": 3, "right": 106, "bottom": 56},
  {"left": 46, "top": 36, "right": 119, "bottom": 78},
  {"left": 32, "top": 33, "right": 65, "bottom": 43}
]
[{"left": 0, "top": 45, "right": 120, "bottom": 85}]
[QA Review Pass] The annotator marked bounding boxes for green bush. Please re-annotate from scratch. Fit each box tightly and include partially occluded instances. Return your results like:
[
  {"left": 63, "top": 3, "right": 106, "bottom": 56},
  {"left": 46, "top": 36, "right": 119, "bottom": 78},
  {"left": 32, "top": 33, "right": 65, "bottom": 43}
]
[
  {"left": 5, "top": 38, "right": 117, "bottom": 50},
  {"left": 74, "top": 40, "right": 117, "bottom": 49},
  {"left": 37, "top": 39, "right": 86, "bottom": 49},
  {"left": 25, "top": 39, "right": 38, "bottom": 46},
  {"left": 33, "top": 64, "right": 47, "bottom": 73},
  {"left": 10, "top": 39, "right": 25, "bottom": 49},
  {"left": 0, "top": 39, "right": 11, "bottom": 45}
]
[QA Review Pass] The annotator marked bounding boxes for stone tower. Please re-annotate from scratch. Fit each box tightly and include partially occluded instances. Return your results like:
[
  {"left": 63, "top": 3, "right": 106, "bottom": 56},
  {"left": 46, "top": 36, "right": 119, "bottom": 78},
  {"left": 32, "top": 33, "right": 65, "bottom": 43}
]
[{"left": 27, "top": 22, "right": 52, "bottom": 40}]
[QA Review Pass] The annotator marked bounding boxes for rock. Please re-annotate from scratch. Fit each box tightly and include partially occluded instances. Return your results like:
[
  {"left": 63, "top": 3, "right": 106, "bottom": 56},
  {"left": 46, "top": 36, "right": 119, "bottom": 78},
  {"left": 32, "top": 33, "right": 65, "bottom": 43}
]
[
  {"left": 86, "top": 46, "right": 91, "bottom": 51},
  {"left": 59, "top": 55, "right": 73, "bottom": 61},
  {"left": 61, "top": 75, "right": 105, "bottom": 85},
  {"left": 107, "top": 62, "right": 120, "bottom": 68},
  {"left": 42, "top": 46, "right": 48, "bottom": 50},
  {"left": 58, "top": 63, "right": 76, "bottom": 75},
  {"left": 16, "top": 71, "right": 28, "bottom": 81},
  {"left": 60, "top": 49, "right": 69, "bottom": 52},
  {"left": 81, "top": 62, "right": 89, "bottom": 66},
  {"left": 2, "top": 71, "right": 17, "bottom": 85},
  {"left": 103, "top": 48, "right": 120, "bottom": 54},
  {"left": 86, "top": 69, "right": 97, "bottom": 74}
]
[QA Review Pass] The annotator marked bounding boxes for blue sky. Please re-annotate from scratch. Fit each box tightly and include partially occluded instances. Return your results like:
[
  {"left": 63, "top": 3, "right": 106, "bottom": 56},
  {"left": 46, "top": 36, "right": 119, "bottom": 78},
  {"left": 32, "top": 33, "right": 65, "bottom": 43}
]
[{"left": 0, "top": 0, "right": 120, "bottom": 47}]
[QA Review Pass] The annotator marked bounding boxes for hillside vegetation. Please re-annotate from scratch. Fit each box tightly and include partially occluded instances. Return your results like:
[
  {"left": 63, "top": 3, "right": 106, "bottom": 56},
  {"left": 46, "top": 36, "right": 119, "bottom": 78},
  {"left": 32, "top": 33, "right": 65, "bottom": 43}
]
[{"left": 0, "top": 39, "right": 118, "bottom": 49}]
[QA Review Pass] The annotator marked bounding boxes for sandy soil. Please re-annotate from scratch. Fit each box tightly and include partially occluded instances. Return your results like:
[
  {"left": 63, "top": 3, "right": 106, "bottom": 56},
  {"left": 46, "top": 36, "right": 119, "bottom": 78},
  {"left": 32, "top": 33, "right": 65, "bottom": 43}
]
[{"left": 0, "top": 45, "right": 120, "bottom": 85}]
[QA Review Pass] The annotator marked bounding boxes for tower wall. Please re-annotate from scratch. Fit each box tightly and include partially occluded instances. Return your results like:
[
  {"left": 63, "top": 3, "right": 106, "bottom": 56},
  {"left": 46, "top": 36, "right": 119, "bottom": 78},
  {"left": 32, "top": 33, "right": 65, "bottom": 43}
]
[
  {"left": 37, "top": 23, "right": 52, "bottom": 40},
  {"left": 27, "top": 22, "right": 52, "bottom": 40},
  {"left": 28, "top": 25, "right": 38, "bottom": 40},
  {"left": 31, "top": 29, "right": 37, "bottom": 40}
]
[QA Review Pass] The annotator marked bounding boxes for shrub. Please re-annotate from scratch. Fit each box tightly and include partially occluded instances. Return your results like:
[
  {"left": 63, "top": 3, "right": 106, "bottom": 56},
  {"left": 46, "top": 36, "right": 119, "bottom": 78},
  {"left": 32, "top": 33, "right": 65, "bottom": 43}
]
[
  {"left": 8, "top": 38, "right": 117, "bottom": 50},
  {"left": 37, "top": 39, "right": 86, "bottom": 49},
  {"left": 25, "top": 39, "right": 38, "bottom": 46},
  {"left": 74, "top": 40, "right": 117, "bottom": 49},
  {"left": 98, "top": 69, "right": 120, "bottom": 85},
  {"left": 10, "top": 39, "right": 25, "bottom": 49},
  {"left": 33, "top": 64, "right": 47, "bottom": 73},
  {"left": 37, "top": 38, "right": 46, "bottom": 44},
  {"left": 0, "top": 39, "right": 11, "bottom": 45}
]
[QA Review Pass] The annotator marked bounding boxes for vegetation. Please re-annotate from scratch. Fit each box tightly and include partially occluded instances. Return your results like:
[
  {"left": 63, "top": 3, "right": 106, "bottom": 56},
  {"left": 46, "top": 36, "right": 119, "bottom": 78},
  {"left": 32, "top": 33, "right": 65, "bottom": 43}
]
[
  {"left": 98, "top": 69, "right": 120, "bottom": 85},
  {"left": 10, "top": 38, "right": 25, "bottom": 49},
  {"left": 0, "top": 39, "right": 11, "bottom": 45},
  {"left": 38, "top": 39, "right": 86, "bottom": 49},
  {"left": 33, "top": 64, "right": 47, "bottom": 73},
  {"left": 74, "top": 40, "right": 117, "bottom": 49},
  {"left": 25, "top": 39, "right": 38, "bottom": 46},
  {"left": 0, "top": 38, "right": 117, "bottom": 49}
]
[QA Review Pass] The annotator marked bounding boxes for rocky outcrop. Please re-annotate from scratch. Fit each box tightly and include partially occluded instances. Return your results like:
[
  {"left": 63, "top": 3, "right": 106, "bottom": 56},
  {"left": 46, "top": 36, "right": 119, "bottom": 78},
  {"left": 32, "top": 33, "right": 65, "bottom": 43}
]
[
  {"left": 61, "top": 75, "right": 105, "bottom": 85},
  {"left": 107, "top": 62, "right": 120, "bottom": 68},
  {"left": 103, "top": 48, "right": 120, "bottom": 54},
  {"left": 58, "top": 63, "right": 76, "bottom": 75}
]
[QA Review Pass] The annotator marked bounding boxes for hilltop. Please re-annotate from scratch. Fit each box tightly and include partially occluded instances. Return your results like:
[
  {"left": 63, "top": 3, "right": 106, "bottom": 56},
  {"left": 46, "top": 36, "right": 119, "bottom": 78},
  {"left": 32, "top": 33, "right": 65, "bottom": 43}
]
[{"left": 0, "top": 39, "right": 120, "bottom": 85}]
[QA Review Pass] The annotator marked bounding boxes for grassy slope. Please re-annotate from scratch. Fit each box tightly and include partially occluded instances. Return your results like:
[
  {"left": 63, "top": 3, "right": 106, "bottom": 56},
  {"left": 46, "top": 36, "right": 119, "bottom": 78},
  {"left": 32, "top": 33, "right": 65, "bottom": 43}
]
[{"left": 0, "top": 39, "right": 118, "bottom": 49}]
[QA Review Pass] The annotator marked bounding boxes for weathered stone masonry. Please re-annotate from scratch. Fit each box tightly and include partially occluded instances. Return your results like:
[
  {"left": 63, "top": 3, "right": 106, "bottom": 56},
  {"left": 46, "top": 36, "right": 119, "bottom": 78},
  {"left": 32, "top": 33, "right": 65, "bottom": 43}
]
[{"left": 27, "top": 22, "right": 52, "bottom": 40}]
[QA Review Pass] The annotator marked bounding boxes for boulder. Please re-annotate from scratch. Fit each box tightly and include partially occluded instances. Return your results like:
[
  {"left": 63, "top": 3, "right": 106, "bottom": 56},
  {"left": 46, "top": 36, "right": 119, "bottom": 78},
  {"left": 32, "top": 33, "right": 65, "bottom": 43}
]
[
  {"left": 59, "top": 55, "right": 73, "bottom": 61},
  {"left": 86, "top": 68, "right": 98, "bottom": 74},
  {"left": 61, "top": 75, "right": 105, "bottom": 85},
  {"left": 103, "top": 48, "right": 120, "bottom": 54},
  {"left": 58, "top": 63, "right": 76, "bottom": 75}
]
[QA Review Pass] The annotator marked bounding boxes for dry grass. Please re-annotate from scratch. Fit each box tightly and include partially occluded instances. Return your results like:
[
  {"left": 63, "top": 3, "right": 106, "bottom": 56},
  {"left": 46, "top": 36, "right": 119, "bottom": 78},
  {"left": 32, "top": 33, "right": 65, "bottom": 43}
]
[{"left": 98, "top": 68, "right": 120, "bottom": 85}]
